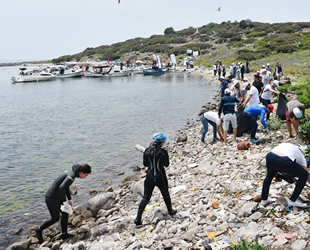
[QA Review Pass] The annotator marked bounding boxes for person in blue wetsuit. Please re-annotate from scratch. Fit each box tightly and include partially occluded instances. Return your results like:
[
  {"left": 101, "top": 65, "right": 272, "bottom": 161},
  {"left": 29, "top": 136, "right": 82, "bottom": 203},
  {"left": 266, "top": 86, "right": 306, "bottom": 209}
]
[
  {"left": 35, "top": 164, "right": 91, "bottom": 244},
  {"left": 243, "top": 104, "right": 273, "bottom": 143},
  {"left": 134, "top": 133, "right": 177, "bottom": 226}
]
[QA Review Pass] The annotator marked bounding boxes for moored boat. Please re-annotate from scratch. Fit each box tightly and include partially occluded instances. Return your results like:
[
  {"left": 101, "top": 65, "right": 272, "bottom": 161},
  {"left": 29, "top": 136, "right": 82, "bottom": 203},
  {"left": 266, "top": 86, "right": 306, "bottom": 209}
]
[
  {"left": 143, "top": 66, "right": 165, "bottom": 75},
  {"left": 11, "top": 68, "right": 56, "bottom": 83},
  {"left": 51, "top": 65, "right": 84, "bottom": 78}
]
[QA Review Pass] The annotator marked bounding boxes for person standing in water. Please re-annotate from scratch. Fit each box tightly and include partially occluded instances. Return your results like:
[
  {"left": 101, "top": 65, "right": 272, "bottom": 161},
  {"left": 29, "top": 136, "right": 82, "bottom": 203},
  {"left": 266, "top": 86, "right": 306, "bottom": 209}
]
[
  {"left": 35, "top": 164, "right": 91, "bottom": 244},
  {"left": 134, "top": 133, "right": 177, "bottom": 225}
]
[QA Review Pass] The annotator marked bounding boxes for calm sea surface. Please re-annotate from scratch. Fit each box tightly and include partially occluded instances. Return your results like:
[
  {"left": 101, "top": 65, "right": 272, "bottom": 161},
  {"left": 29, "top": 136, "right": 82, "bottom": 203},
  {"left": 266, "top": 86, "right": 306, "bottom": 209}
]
[{"left": 0, "top": 66, "right": 217, "bottom": 247}]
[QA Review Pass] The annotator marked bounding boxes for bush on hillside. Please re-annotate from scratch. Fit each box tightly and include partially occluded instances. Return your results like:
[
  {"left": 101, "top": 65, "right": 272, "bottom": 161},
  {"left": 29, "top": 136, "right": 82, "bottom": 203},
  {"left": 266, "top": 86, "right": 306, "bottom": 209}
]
[
  {"left": 298, "top": 113, "right": 310, "bottom": 143},
  {"left": 235, "top": 49, "right": 257, "bottom": 61}
]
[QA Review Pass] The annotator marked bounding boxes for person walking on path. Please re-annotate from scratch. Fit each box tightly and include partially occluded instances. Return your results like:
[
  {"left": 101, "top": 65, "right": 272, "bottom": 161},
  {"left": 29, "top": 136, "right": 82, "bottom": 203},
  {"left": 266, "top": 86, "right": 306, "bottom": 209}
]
[
  {"left": 200, "top": 111, "right": 224, "bottom": 144},
  {"left": 134, "top": 133, "right": 177, "bottom": 226},
  {"left": 218, "top": 88, "right": 240, "bottom": 145},
  {"left": 243, "top": 104, "right": 273, "bottom": 143},
  {"left": 261, "top": 143, "right": 310, "bottom": 208},
  {"left": 35, "top": 164, "right": 91, "bottom": 244},
  {"left": 286, "top": 100, "right": 306, "bottom": 138}
]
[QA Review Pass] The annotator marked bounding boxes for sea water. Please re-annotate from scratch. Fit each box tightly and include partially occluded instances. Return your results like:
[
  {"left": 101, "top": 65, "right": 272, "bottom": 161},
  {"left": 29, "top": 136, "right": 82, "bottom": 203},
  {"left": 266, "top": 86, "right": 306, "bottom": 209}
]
[{"left": 0, "top": 66, "right": 217, "bottom": 247}]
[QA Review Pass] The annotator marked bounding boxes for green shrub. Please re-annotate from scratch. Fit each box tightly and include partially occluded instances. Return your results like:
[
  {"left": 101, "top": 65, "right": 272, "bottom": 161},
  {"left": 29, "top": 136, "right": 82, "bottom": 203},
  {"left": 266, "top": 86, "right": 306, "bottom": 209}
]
[
  {"left": 267, "top": 116, "right": 285, "bottom": 130},
  {"left": 298, "top": 113, "right": 310, "bottom": 143},
  {"left": 230, "top": 240, "right": 266, "bottom": 250},
  {"left": 304, "top": 146, "right": 310, "bottom": 166}
]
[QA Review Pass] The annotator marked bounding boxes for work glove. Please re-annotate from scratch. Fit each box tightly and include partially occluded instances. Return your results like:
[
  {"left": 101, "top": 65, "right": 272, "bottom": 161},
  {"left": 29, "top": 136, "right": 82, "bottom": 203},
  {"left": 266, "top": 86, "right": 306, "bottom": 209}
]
[{"left": 263, "top": 128, "right": 270, "bottom": 134}]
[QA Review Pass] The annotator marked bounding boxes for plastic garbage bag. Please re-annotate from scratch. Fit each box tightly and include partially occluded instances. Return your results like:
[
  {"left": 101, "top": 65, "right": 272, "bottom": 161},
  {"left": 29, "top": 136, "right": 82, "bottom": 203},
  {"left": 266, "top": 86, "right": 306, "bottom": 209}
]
[{"left": 60, "top": 201, "right": 73, "bottom": 215}]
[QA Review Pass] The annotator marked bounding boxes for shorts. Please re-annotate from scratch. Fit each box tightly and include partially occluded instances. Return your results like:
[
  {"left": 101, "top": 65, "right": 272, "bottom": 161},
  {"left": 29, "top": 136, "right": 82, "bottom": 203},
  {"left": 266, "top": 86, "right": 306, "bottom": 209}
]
[
  {"left": 223, "top": 113, "right": 237, "bottom": 131},
  {"left": 286, "top": 108, "right": 299, "bottom": 122}
]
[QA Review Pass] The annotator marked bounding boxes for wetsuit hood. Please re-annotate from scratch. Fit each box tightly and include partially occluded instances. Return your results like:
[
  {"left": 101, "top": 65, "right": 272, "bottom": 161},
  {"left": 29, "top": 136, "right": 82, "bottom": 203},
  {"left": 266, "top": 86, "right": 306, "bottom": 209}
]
[{"left": 72, "top": 164, "right": 81, "bottom": 177}]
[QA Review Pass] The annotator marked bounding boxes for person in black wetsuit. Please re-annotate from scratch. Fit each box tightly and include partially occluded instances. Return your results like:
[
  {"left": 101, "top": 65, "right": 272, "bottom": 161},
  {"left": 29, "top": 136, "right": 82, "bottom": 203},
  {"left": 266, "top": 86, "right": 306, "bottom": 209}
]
[
  {"left": 134, "top": 133, "right": 177, "bottom": 225},
  {"left": 35, "top": 164, "right": 91, "bottom": 244}
]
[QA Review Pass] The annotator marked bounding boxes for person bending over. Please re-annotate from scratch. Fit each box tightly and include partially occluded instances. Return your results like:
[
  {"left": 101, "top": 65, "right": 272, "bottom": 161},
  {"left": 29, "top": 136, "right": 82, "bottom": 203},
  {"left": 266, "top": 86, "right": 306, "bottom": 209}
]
[
  {"left": 134, "top": 133, "right": 177, "bottom": 225},
  {"left": 261, "top": 143, "right": 310, "bottom": 208},
  {"left": 243, "top": 104, "right": 273, "bottom": 143},
  {"left": 200, "top": 111, "right": 224, "bottom": 144},
  {"left": 35, "top": 164, "right": 91, "bottom": 244}
]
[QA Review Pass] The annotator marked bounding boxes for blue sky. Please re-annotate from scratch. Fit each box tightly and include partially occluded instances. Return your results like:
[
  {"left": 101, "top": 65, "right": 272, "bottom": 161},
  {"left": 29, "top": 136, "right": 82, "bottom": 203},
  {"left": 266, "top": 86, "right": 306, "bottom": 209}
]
[{"left": 1, "top": 0, "right": 309, "bottom": 62}]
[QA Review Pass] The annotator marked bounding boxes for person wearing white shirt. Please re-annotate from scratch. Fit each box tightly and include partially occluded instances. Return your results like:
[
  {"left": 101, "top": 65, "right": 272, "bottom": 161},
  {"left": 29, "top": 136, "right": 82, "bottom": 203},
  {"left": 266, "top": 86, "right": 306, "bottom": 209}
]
[
  {"left": 242, "top": 82, "right": 260, "bottom": 108},
  {"left": 260, "top": 80, "right": 280, "bottom": 120},
  {"left": 200, "top": 111, "right": 223, "bottom": 143},
  {"left": 261, "top": 143, "right": 310, "bottom": 208}
]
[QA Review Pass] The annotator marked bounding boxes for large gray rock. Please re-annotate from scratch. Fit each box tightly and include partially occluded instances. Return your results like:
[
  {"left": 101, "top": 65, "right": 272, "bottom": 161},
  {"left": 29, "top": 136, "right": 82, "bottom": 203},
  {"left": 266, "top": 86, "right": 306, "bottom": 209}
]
[
  {"left": 6, "top": 239, "right": 31, "bottom": 250},
  {"left": 87, "top": 192, "right": 116, "bottom": 217},
  {"left": 291, "top": 239, "right": 307, "bottom": 250}
]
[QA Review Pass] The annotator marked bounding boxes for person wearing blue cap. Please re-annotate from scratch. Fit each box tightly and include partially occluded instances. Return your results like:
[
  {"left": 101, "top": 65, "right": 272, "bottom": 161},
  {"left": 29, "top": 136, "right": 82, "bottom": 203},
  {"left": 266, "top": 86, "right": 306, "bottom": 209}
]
[
  {"left": 286, "top": 100, "right": 306, "bottom": 138},
  {"left": 134, "top": 133, "right": 177, "bottom": 225}
]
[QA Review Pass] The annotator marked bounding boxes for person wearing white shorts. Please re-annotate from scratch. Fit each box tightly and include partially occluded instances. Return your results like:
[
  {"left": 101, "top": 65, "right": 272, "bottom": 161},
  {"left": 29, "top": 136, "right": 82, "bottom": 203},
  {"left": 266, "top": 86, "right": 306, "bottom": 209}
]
[{"left": 218, "top": 88, "right": 240, "bottom": 145}]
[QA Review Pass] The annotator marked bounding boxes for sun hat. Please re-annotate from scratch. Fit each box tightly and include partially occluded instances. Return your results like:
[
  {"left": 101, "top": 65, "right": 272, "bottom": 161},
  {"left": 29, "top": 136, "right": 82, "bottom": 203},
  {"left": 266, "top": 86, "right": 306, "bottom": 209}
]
[
  {"left": 232, "top": 80, "right": 239, "bottom": 87},
  {"left": 243, "top": 82, "right": 250, "bottom": 90},
  {"left": 273, "top": 80, "right": 279, "bottom": 87},
  {"left": 267, "top": 104, "right": 274, "bottom": 113},
  {"left": 293, "top": 107, "right": 302, "bottom": 118},
  {"left": 224, "top": 88, "right": 231, "bottom": 95}
]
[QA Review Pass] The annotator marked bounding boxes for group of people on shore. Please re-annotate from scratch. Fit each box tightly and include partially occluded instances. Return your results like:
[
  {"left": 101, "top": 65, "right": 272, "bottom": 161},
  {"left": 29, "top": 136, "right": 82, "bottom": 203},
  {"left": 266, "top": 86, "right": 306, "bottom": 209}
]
[
  {"left": 34, "top": 62, "right": 308, "bottom": 245},
  {"left": 203, "top": 62, "right": 309, "bottom": 209}
]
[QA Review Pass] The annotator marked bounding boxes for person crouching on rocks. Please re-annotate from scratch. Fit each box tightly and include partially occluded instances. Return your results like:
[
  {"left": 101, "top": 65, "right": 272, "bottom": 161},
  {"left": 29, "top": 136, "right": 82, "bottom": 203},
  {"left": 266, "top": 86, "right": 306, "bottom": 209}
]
[
  {"left": 261, "top": 143, "right": 310, "bottom": 208},
  {"left": 200, "top": 111, "right": 224, "bottom": 144},
  {"left": 35, "top": 164, "right": 91, "bottom": 244},
  {"left": 134, "top": 133, "right": 177, "bottom": 225}
]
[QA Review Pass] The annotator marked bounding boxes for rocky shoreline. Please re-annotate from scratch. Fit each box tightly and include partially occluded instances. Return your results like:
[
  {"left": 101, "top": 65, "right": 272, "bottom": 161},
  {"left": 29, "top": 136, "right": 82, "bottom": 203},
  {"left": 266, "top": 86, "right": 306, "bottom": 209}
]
[{"left": 7, "top": 67, "right": 310, "bottom": 250}]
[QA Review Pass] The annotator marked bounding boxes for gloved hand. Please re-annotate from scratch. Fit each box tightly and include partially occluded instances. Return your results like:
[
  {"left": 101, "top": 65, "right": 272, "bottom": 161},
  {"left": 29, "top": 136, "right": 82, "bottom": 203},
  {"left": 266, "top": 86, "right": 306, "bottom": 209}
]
[
  {"left": 263, "top": 128, "right": 270, "bottom": 134},
  {"left": 68, "top": 200, "right": 73, "bottom": 207}
]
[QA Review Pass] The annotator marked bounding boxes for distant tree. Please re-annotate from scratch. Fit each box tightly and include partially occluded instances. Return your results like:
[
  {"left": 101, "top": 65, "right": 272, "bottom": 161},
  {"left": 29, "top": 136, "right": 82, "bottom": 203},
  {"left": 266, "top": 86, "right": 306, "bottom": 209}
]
[{"left": 164, "top": 27, "right": 176, "bottom": 35}]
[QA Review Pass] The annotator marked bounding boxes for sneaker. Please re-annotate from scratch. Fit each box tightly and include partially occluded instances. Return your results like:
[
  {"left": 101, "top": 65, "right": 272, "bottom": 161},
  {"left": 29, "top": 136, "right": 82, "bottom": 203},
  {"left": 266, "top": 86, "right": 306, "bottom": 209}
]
[
  {"left": 260, "top": 199, "right": 275, "bottom": 207},
  {"left": 250, "top": 138, "right": 258, "bottom": 143},
  {"left": 35, "top": 228, "right": 43, "bottom": 244},
  {"left": 168, "top": 209, "right": 177, "bottom": 215},
  {"left": 287, "top": 199, "right": 308, "bottom": 208},
  {"left": 134, "top": 218, "right": 142, "bottom": 225},
  {"left": 62, "top": 233, "right": 75, "bottom": 240}
]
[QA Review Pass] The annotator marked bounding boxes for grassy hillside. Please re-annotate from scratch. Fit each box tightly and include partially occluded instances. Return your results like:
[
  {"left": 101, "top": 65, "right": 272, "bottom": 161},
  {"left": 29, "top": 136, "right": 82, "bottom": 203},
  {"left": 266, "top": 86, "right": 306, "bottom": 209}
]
[{"left": 51, "top": 20, "right": 310, "bottom": 74}]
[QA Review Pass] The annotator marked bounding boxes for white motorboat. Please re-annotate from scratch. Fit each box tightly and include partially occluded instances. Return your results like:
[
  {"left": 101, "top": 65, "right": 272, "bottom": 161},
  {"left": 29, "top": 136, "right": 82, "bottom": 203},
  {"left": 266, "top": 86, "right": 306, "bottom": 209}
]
[
  {"left": 51, "top": 65, "right": 84, "bottom": 78},
  {"left": 84, "top": 63, "right": 113, "bottom": 77},
  {"left": 84, "top": 64, "right": 130, "bottom": 77},
  {"left": 11, "top": 68, "right": 56, "bottom": 83}
]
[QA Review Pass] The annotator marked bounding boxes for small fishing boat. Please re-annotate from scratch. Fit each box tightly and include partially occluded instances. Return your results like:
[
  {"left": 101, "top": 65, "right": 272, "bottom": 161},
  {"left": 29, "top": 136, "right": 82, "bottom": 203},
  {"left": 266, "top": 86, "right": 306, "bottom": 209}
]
[{"left": 143, "top": 66, "right": 165, "bottom": 75}]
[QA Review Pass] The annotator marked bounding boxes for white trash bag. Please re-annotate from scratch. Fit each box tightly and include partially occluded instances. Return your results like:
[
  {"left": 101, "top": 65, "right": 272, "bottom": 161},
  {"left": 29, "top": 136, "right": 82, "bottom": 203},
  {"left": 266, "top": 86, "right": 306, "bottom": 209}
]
[{"left": 60, "top": 201, "right": 73, "bottom": 215}]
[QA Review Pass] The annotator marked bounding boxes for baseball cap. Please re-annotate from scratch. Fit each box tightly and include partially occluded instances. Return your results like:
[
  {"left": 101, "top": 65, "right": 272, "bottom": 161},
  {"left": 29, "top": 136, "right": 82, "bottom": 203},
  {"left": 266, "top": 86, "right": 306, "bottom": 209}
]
[
  {"left": 267, "top": 63, "right": 270, "bottom": 66},
  {"left": 267, "top": 104, "right": 274, "bottom": 113},
  {"left": 232, "top": 80, "right": 239, "bottom": 87},
  {"left": 262, "top": 69, "right": 267, "bottom": 72},
  {"left": 262, "top": 65, "right": 266, "bottom": 68},
  {"left": 219, "top": 76, "right": 225, "bottom": 80},
  {"left": 224, "top": 88, "right": 231, "bottom": 95},
  {"left": 293, "top": 107, "right": 302, "bottom": 118},
  {"left": 243, "top": 77, "right": 248, "bottom": 81},
  {"left": 243, "top": 82, "right": 250, "bottom": 90},
  {"left": 273, "top": 80, "right": 279, "bottom": 87}
]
